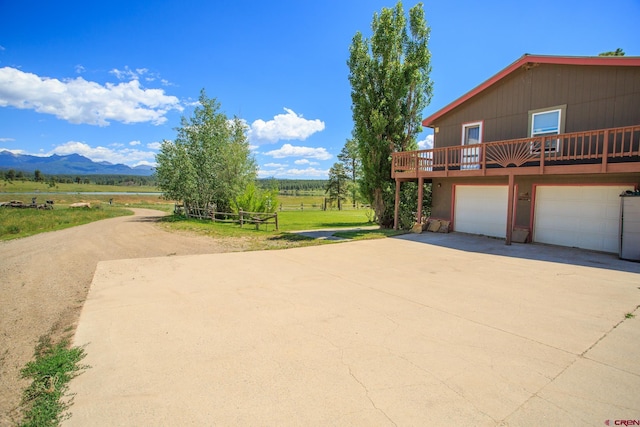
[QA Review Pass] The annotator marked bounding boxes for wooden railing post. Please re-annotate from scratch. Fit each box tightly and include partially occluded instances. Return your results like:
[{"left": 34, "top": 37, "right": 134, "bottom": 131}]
[
  {"left": 601, "top": 129, "right": 609, "bottom": 173},
  {"left": 239, "top": 209, "right": 243, "bottom": 227},
  {"left": 539, "top": 138, "right": 545, "bottom": 174},
  {"left": 481, "top": 144, "right": 486, "bottom": 176},
  {"left": 275, "top": 212, "right": 279, "bottom": 230},
  {"left": 445, "top": 147, "right": 449, "bottom": 176}
]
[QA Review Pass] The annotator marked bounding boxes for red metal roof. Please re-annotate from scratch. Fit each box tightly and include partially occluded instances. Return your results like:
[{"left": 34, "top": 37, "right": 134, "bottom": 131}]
[{"left": 422, "top": 54, "right": 640, "bottom": 127}]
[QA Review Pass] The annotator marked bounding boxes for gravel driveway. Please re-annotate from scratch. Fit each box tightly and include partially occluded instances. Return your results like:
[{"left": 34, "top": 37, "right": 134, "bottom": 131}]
[{"left": 0, "top": 209, "right": 240, "bottom": 425}]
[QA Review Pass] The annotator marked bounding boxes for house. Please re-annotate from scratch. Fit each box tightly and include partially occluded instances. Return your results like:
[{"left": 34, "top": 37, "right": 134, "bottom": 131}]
[{"left": 392, "top": 54, "right": 640, "bottom": 253}]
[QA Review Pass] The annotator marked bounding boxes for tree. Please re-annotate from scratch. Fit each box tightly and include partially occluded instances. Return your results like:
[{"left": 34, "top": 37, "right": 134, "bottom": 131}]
[
  {"left": 337, "top": 137, "right": 361, "bottom": 207},
  {"left": 155, "top": 90, "right": 256, "bottom": 214},
  {"left": 34, "top": 169, "right": 43, "bottom": 182},
  {"left": 325, "top": 163, "right": 349, "bottom": 210},
  {"left": 599, "top": 48, "right": 625, "bottom": 56},
  {"left": 348, "top": 1, "right": 433, "bottom": 226}
]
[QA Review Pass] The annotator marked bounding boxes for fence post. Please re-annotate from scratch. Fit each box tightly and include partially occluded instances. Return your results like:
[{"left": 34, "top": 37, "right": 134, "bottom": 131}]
[
  {"left": 275, "top": 212, "right": 279, "bottom": 230},
  {"left": 301, "top": 203, "right": 303, "bottom": 211},
  {"left": 239, "top": 209, "right": 244, "bottom": 227}
]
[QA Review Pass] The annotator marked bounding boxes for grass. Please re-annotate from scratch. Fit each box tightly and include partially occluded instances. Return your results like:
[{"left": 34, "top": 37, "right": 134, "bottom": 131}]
[
  {"left": 19, "top": 336, "right": 88, "bottom": 427},
  {"left": 0, "top": 205, "right": 134, "bottom": 241},
  {"left": 625, "top": 312, "right": 636, "bottom": 319},
  {"left": 0, "top": 180, "right": 158, "bottom": 194},
  {"left": 276, "top": 209, "right": 374, "bottom": 231},
  {"left": 159, "top": 208, "right": 394, "bottom": 250}
]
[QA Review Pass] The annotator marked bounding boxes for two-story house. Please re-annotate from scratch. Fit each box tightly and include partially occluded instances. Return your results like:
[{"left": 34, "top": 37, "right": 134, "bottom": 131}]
[{"left": 392, "top": 54, "right": 640, "bottom": 253}]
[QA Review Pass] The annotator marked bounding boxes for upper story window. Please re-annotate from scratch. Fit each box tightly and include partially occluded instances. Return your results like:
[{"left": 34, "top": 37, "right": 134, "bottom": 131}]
[
  {"left": 528, "top": 105, "right": 566, "bottom": 153},
  {"left": 531, "top": 109, "right": 561, "bottom": 137},
  {"left": 461, "top": 121, "right": 482, "bottom": 169}
]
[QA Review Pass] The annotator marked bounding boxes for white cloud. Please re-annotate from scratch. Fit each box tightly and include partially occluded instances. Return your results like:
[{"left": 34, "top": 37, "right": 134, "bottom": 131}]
[
  {"left": 75, "top": 64, "right": 85, "bottom": 74},
  {"left": 49, "top": 141, "right": 157, "bottom": 166},
  {"left": 147, "top": 141, "right": 162, "bottom": 150},
  {"left": 133, "top": 160, "right": 156, "bottom": 167},
  {"left": 0, "top": 67, "right": 182, "bottom": 126},
  {"left": 129, "top": 140, "right": 141, "bottom": 146},
  {"left": 264, "top": 143, "right": 331, "bottom": 160},
  {"left": 258, "top": 166, "right": 329, "bottom": 179},
  {"left": 294, "top": 159, "right": 319, "bottom": 166},
  {"left": 417, "top": 134, "right": 434, "bottom": 150},
  {"left": 0, "top": 137, "right": 15, "bottom": 142},
  {"left": 0, "top": 147, "right": 25, "bottom": 154},
  {"left": 264, "top": 162, "right": 288, "bottom": 168},
  {"left": 249, "top": 108, "right": 325, "bottom": 143}
]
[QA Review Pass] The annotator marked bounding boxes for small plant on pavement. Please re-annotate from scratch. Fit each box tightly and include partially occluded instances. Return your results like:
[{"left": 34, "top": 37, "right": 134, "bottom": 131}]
[{"left": 19, "top": 336, "right": 88, "bottom": 426}]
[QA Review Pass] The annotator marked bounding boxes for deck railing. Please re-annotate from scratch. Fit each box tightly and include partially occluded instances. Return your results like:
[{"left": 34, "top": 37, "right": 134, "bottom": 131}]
[{"left": 392, "top": 125, "right": 640, "bottom": 178}]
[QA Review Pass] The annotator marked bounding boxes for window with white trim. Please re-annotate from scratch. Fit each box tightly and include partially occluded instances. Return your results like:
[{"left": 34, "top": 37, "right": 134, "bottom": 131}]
[
  {"left": 461, "top": 121, "right": 482, "bottom": 169},
  {"left": 529, "top": 107, "right": 563, "bottom": 153}
]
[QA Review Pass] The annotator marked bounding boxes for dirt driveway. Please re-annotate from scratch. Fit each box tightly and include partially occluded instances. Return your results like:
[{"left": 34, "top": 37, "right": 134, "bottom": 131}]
[{"left": 0, "top": 209, "right": 244, "bottom": 425}]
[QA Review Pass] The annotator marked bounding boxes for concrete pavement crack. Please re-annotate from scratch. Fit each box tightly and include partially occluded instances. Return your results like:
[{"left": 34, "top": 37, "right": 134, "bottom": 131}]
[{"left": 344, "top": 361, "right": 398, "bottom": 427}]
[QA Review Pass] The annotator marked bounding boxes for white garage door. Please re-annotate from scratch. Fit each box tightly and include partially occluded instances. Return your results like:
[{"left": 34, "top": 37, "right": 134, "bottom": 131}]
[
  {"left": 454, "top": 185, "right": 508, "bottom": 238},
  {"left": 534, "top": 185, "right": 632, "bottom": 253}
]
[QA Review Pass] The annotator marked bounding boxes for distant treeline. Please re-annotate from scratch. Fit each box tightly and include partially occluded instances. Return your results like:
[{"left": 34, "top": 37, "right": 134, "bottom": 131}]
[
  {"left": 2, "top": 169, "right": 327, "bottom": 192},
  {"left": 1, "top": 169, "right": 156, "bottom": 186},
  {"left": 257, "top": 178, "right": 327, "bottom": 193}
]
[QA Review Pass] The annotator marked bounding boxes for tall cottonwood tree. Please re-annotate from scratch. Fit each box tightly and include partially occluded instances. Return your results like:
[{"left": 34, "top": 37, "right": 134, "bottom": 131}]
[
  {"left": 155, "top": 90, "right": 256, "bottom": 213},
  {"left": 348, "top": 1, "right": 433, "bottom": 226}
]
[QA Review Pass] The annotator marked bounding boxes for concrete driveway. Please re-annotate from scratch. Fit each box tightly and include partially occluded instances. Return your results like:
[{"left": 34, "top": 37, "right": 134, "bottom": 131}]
[{"left": 66, "top": 233, "right": 640, "bottom": 426}]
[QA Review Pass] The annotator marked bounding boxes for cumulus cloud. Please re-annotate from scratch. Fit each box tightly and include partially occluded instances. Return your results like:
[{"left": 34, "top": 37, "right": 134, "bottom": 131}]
[
  {"left": 264, "top": 143, "right": 331, "bottom": 160},
  {"left": 417, "top": 134, "right": 434, "bottom": 150},
  {"left": 147, "top": 141, "right": 162, "bottom": 150},
  {"left": 129, "top": 140, "right": 141, "bottom": 146},
  {"left": 0, "top": 137, "right": 15, "bottom": 142},
  {"left": 258, "top": 166, "right": 329, "bottom": 179},
  {"left": 249, "top": 108, "right": 325, "bottom": 143},
  {"left": 49, "top": 141, "right": 157, "bottom": 166},
  {"left": 294, "top": 159, "right": 319, "bottom": 166},
  {"left": 264, "top": 162, "right": 288, "bottom": 168},
  {"left": 0, "top": 67, "right": 182, "bottom": 126}
]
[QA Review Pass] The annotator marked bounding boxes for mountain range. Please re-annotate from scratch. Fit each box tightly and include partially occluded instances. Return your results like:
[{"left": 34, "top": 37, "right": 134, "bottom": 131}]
[{"left": 0, "top": 151, "right": 154, "bottom": 176}]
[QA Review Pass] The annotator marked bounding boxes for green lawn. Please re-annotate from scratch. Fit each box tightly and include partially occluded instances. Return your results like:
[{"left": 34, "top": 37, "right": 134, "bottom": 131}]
[
  {"left": 276, "top": 209, "right": 374, "bottom": 231},
  {"left": 0, "top": 206, "right": 133, "bottom": 241}
]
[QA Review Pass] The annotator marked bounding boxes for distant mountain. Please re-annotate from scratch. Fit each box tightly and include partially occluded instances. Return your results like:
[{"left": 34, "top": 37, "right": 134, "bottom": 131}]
[{"left": 0, "top": 151, "right": 155, "bottom": 176}]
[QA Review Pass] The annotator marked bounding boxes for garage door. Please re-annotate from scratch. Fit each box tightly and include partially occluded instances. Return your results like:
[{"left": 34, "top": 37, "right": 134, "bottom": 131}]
[
  {"left": 534, "top": 185, "right": 632, "bottom": 253},
  {"left": 454, "top": 185, "right": 508, "bottom": 238}
]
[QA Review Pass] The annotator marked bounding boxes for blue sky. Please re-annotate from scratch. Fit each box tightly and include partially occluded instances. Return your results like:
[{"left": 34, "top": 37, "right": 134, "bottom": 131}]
[{"left": 1, "top": 0, "right": 638, "bottom": 179}]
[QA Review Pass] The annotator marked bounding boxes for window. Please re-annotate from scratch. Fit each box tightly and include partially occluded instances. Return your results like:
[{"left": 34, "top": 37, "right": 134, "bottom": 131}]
[
  {"left": 461, "top": 121, "right": 482, "bottom": 169},
  {"left": 529, "top": 106, "right": 565, "bottom": 153}
]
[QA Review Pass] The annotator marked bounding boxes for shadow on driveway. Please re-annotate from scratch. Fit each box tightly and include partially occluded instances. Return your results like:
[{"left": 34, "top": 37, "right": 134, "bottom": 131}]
[{"left": 396, "top": 231, "right": 640, "bottom": 274}]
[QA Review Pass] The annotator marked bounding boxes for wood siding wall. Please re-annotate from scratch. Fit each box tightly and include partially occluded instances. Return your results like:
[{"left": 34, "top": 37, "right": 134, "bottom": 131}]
[{"left": 432, "top": 64, "right": 640, "bottom": 148}]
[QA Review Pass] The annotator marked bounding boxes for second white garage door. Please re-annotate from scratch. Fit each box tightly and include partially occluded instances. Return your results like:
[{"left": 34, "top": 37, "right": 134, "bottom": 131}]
[
  {"left": 534, "top": 185, "right": 632, "bottom": 253},
  {"left": 454, "top": 185, "right": 508, "bottom": 238}
]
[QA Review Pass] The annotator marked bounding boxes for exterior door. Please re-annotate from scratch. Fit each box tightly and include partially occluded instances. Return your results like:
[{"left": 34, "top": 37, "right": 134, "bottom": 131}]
[
  {"left": 534, "top": 185, "right": 633, "bottom": 253},
  {"left": 461, "top": 122, "right": 482, "bottom": 169}
]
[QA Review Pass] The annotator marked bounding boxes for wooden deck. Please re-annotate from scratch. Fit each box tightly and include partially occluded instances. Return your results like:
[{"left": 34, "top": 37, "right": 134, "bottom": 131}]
[{"left": 392, "top": 125, "right": 640, "bottom": 179}]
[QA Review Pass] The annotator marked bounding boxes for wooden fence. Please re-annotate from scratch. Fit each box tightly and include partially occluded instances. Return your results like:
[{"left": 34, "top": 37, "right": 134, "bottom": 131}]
[{"left": 175, "top": 204, "right": 278, "bottom": 230}]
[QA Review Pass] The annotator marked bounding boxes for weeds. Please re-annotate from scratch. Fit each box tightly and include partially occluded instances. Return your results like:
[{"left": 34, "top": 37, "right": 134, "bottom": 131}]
[
  {"left": 625, "top": 313, "right": 635, "bottom": 319},
  {"left": 19, "top": 336, "right": 88, "bottom": 427}
]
